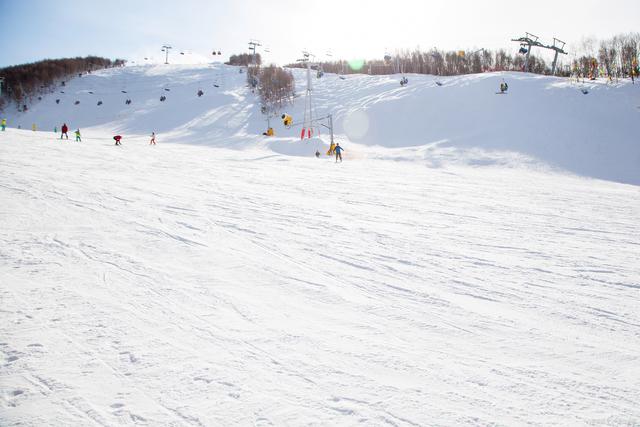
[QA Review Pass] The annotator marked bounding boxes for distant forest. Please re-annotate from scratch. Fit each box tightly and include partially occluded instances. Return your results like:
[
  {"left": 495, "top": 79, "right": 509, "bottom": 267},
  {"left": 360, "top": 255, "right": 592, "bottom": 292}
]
[
  {"left": 226, "top": 53, "right": 262, "bottom": 67},
  {"left": 0, "top": 56, "right": 126, "bottom": 111},
  {"left": 286, "top": 33, "right": 639, "bottom": 80}
]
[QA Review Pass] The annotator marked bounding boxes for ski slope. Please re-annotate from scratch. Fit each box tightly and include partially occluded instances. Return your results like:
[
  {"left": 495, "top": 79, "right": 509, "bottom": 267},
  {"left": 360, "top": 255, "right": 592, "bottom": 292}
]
[
  {"left": 1, "top": 64, "right": 640, "bottom": 426},
  {"left": 4, "top": 63, "right": 640, "bottom": 184}
]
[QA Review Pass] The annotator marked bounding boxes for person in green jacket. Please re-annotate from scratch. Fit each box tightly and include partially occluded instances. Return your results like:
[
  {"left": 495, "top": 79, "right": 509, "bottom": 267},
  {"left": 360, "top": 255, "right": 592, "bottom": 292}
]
[
  {"left": 1, "top": 118, "right": 6, "bottom": 131},
  {"left": 75, "top": 129, "right": 81, "bottom": 142}
]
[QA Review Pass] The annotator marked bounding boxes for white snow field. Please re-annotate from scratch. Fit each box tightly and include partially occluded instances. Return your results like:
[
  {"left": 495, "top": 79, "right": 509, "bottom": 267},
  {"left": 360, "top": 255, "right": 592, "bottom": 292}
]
[{"left": 1, "top": 64, "right": 640, "bottom": 426}]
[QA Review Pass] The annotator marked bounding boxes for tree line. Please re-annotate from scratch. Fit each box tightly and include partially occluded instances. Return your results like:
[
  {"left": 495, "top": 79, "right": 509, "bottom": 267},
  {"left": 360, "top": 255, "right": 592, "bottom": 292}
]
[
  {"left": 572, "top": 33, "right": 639, "bottom": 80},
  {"left": 226, "top": 53, "right": 262, "bottom": 67},
  {"left": 285, "top": 33, "right": 639, "bottom": 79},
  {"left": 0, "top": 56, "right": 126, "bottom": 111}
]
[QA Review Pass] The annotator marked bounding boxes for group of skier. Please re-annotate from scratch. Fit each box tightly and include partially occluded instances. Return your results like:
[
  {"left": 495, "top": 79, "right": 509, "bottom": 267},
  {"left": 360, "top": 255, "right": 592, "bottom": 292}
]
[{"left": 58, "top": 123, "right": 82, "bottom": 141}]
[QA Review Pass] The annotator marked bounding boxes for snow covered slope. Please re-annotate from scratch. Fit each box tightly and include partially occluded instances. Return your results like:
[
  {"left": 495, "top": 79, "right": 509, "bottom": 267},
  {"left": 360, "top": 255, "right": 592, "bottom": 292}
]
[
  {"left": 1, "top": 129, "right": 639, "bottom": 426},
  {"left": 4, "top": 63, "right": 640, "bottom": 184},
  {"left": 1, "top": 64, "right": 640, "bottom": 425}
]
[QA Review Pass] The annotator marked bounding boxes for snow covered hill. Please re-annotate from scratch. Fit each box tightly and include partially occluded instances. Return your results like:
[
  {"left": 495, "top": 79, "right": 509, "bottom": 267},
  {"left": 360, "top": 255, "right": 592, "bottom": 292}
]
[
  {"left": 4, "top": 63, "right": 640, "bottom": 184},
  {"left": 1, "top": 64, "right": 640, "bottom": 426}
]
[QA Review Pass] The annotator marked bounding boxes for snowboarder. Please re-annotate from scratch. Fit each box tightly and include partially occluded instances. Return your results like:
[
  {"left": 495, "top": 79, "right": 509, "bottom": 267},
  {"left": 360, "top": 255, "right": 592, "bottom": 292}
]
[
  {"left": 61, "top": 123, "right": 69, "bottom": 139},
  {"left": 327, "top": 141, "right": 336, "bottom": 155},
  {"left": 150, "top": 132, "right": 156, "bottom": 145},
  {"left": 499, "top": 81, "right": 508, "bottom": 94},
  {"left": 281, "top": 114, "right": 293, "bottom": 127},
  {"left": 75, "top": 129, "right": 81, "bottom": 142},
  {"left": 334, "top": 143, "right": 344, "bottom": 163},
  {"left": 1, "top": 118, "right": 6, "bottom": 131},
  {"left": 113, "top": 135, "right": 122, "bottom": 146}
]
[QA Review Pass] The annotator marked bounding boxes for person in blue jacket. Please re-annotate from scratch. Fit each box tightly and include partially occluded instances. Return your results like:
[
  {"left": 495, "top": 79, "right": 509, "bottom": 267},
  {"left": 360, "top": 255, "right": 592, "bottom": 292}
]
[{"left": 334, "top": 143, "right": 345, "bottom": 163}]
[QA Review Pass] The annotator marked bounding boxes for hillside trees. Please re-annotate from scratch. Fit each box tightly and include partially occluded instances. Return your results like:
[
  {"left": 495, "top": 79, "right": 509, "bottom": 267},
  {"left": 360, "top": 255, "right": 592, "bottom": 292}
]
[{"left": 0, "top": 56, "right": 125, "bottom": 110}]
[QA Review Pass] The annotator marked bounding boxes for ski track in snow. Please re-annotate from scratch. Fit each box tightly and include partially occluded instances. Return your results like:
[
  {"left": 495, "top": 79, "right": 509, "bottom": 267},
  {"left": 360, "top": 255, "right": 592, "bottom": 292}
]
[{"left": 1, "top": 131, "right": 639, "bottom": 426}]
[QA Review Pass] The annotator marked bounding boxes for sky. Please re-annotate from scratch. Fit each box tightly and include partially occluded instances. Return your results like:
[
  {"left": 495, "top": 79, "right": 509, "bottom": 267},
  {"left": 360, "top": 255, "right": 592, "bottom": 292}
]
[{"left": 1, "top": 0, "right": 639, "bottom": 68}]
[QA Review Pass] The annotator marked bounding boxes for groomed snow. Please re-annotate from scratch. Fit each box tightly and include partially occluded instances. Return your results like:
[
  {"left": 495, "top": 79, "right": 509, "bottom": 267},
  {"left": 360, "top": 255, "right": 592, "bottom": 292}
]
[{"left": 1, "top": 64, "right": 640, "bottom": 426}]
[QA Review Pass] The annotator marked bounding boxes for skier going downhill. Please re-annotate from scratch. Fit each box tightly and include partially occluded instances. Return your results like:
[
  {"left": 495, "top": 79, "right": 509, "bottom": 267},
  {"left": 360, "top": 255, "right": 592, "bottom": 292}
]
[{"left": 334, "top": 143, "right": 344, "bottom": 163}]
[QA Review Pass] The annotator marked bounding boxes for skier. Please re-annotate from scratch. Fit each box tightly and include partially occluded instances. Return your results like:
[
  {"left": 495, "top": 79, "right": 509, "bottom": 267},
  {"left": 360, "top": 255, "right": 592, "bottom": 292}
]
[
  {"left": 32, "top": 123, "right": 37, "bottom": 132},
  {"left": 113, "top": 135, "right": 122, "bottom": 146},
  {"left": 54, "top": 126, "right": 58, "bottom": 133},
  {"left": 262, "top": 127, "right": 274, "bottom": 136},
  {"left": 327, "top": 141, "right": 336, "bottom": 155},
  {"left": 150, "top": 132, "right": 156, "bottom": 145},
  {"left": 315, "top": 150, "right": 320, "bottom": 158},
  {"left": 1, "top": 118, "right": 6, "bottom": 131},
  {"left": 281, "top": 113, "right": 293, "bottom": 127},
  {"left": 334, "top": 143, "right": 344, "bottom": 163},
  {"left": 75, "top": 129, "right": 81, "bottom": 142},
  {"left": 61, "top": 123, "right": 69, "bottom": 139},
  {"left": 499, "top": 81, "right": 508, "bottom": 93}
]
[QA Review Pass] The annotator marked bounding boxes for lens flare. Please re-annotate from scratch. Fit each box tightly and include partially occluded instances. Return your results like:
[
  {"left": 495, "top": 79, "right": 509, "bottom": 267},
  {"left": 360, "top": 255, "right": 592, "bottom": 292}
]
[
  {"left": 344, "top": 110, "right": 370, "bottom": 141},
  {"left": 348, "top": 59, "right": 365, "bottom": 71}
]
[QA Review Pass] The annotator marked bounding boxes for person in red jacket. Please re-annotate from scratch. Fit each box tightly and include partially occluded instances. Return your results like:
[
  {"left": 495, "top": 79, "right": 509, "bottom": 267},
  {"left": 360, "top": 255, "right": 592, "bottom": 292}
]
[
  {"left": 61, "top": 123, "right": 69, "bottom": 139},
  {"left": 113, "top": 135, "right": 122, "bottom": 146}
]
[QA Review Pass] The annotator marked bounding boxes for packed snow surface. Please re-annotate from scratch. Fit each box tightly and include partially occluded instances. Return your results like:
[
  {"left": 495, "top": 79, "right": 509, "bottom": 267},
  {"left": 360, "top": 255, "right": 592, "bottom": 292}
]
[{"left": 1, "top": 63, "right": 640, "bottom": 426}]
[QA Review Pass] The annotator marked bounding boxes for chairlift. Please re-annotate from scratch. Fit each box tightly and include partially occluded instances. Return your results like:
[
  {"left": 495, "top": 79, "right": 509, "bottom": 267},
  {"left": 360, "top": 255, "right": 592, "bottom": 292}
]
[{"left": 519, "top": 44, "right": 528, "bottom": 55}]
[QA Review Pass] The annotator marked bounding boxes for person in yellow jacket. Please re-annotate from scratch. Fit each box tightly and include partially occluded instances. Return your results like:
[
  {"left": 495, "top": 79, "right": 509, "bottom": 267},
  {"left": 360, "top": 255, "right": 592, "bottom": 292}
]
[
  {"left": 327, "top": 141, "right": 336, "bottom": 155},
  {"left": 1, "top": 118, "right": 6, "bottom": 131},
  {"left": 281, "top": 114, "right": 293, "bottom": 127},
  {"left": 32, "top": 123, "right": 37, "bottom": 132},
  {"left": 262, "top": 127, "right": 274, "bottom": 136}
]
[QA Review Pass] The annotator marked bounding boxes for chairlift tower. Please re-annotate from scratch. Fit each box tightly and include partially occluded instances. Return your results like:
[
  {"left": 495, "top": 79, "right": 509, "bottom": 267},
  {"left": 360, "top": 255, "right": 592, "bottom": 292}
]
[
  {"left": 0, "top": 77, "right": 4, "bottom": 96},
  {"left": 161, "top": 45, "right": 172, "bottom": 64},
  {"left": 248, "top": 40, "right": 262, "bottom": 67},
  {"left": 511, "top": 33, "right": 567, "bottom": 74},
  {"left": 297, "top": 51, "right": 315, "bottom": 138}
]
